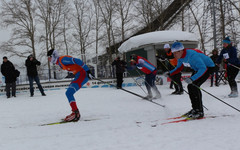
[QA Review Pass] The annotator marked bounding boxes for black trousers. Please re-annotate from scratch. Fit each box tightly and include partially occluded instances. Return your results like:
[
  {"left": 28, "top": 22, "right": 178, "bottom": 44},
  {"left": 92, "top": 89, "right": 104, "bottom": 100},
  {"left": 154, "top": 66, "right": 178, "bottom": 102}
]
[
  {"left": 187, "top": 67, "right": 214, "bottom": 112},
  {"left": 116, "top": 73, "right": 123, "bottom": 88},
  {"left": 227, "top": 65, "right": 239, "bottom": 92},
  {"left": 6, "top": 82, "right": 16, "bottom": 97},
  {"left": 171, "top": 72, "right": 183, "bottom": 92}
]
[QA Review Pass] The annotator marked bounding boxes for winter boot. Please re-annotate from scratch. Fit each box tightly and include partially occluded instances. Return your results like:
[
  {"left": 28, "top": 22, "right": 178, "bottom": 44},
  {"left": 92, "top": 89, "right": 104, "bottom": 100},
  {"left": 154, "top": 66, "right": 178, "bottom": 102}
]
[{"left": 64, "top": 109, "right": 81, "bottom": 122}]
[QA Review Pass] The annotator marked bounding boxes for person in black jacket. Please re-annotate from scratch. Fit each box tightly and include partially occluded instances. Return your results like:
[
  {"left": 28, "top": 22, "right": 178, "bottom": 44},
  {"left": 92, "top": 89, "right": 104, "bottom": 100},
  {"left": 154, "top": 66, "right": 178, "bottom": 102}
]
[
  {"left": 162, "top": 44, "right": 183, "bottom": 94},
  {"left": 25, "top": 54, "right": 46, "bottom": 97},
  {"left": 216, "top": 37, "right": 240, "bottom": 98},
  {"left": 112, "top": 56, "right": 127, "bottom": 89},
  {"left": 1, "top": 56, "right": 17, "bottom": 98},
  {"left": 210, "top": 49, "right": 219, "bottom": 87}
]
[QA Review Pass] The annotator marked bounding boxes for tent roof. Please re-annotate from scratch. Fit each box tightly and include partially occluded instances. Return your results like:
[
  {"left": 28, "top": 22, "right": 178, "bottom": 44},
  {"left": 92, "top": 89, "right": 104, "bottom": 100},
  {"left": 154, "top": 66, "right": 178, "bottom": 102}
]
[{"left": 118, "top": 30, "right": 198, "bottom": 52}]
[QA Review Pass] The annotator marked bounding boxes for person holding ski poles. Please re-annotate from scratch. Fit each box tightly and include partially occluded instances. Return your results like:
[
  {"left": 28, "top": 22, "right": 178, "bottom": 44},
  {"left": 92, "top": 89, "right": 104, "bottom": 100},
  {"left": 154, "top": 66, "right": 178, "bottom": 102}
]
[
  {"left": 216, "top": 37, "right": 240, "bottom": 98},
  {"left": 165, "top": 42, "right": 215, "bottom": 119},
  {"left": 158, "top": 43, "right": 183, "bottom": 95},
  {"left": 47, "top": 49, "right": 94, "bottom": 122},
  {"left": 130, "top": 54, "right": 161, "bottom": 100}
]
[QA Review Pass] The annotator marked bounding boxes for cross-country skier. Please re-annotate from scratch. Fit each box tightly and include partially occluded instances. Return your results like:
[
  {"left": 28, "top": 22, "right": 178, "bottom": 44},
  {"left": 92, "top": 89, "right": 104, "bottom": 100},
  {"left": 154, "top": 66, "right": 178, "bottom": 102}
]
[
  {"left": 130, "top": 54, "right": 161, "bottom": 100},
  {"left": 47, "top": 49, "right": 94, "bottom": 122},
  {"left": 166, "top": 42, "right": 215, "bottom": 119},
  {"left": 158, "top": 44, "right": 183, "bottom": 94}
]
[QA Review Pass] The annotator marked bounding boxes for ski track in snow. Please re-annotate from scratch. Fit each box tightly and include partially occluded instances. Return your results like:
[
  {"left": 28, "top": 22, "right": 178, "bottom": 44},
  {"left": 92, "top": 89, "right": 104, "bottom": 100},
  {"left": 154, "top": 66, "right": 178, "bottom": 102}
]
[{"left": 0, "top": 82, "right": 240, "bottom": 150}]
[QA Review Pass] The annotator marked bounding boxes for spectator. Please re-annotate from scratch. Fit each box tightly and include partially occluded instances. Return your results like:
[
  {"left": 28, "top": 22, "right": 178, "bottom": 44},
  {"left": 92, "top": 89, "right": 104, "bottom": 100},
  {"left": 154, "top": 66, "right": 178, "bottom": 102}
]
[
  {"left": 25, "top": 54, "right": 46, "bottom": 97},
  {"left": 112, "top": 56, "right": 127, "bottom": 89},
  {"left": 216, "top": 37, "right": 240, "bottom": 98},
  {"left": 210, "top": 49, "right": 219, "bottom": 87},
  {"left": 1, "top": 56, "right": 17, "bottom": 98}
]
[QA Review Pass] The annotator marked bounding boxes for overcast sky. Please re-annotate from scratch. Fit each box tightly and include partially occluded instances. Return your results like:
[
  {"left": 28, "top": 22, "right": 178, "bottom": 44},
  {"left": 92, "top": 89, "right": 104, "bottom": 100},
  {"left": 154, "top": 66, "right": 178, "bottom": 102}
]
[{"left": 0, "top": 28, "right": 10, "bottom": 42}]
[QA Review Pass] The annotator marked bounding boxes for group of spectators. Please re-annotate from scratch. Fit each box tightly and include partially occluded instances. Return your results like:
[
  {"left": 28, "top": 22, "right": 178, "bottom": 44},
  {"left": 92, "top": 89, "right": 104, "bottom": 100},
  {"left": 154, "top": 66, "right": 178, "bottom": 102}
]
[{"left": 1, "top": 55, "right": 46, "bottom": 98}]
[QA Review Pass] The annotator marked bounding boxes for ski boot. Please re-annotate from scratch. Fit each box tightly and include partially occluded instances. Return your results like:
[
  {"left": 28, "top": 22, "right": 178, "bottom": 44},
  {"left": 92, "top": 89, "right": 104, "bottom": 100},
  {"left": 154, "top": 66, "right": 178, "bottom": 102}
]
[
  {"left": 187, "top": 110, "right": 204, "bottom": 119},
  {"left": 181, "top": 109, "right": 195, "bottom": 117},
  {"left": 64, "top": 109, "right": 81, "bottom": 122},
  {"left": 228, "top": 91, "right": 238, "bottom": 98}
]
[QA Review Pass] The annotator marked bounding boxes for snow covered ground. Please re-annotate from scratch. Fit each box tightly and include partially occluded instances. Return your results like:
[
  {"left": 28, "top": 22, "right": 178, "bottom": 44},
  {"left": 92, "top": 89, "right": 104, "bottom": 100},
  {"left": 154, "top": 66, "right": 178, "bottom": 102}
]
[{"left": 1, "top": 81, "right": 240, "bottom": 150}]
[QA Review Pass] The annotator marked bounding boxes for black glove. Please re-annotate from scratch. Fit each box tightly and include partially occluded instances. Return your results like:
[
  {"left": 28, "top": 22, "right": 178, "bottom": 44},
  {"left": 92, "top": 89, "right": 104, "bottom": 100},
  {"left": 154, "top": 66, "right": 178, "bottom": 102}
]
[
  {"left": 156, "top": 55, "right": 166, "bottom": 61},
  {"left": 224, "top": 60, "right": 228, "bottom": 64},
  {"left": 87, "top": 70, "right": 94, "bottom": 79}
]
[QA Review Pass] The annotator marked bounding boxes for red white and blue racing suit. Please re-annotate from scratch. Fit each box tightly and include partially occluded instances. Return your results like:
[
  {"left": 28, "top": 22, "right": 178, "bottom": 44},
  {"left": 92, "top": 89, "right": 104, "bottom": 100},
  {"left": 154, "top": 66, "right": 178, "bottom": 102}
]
[
  {"left": 135, "top": 56, "right": 160, "bottom": 97},
  {"left": 57, "top": 55, "right": 90, "bottom": 112}
]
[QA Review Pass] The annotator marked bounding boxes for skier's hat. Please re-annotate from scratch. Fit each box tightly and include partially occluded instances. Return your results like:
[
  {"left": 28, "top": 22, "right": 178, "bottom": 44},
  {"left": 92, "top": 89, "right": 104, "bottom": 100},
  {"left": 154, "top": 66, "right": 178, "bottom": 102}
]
[
  {"left": 130, "top": 54, "right": 137, "bottom": 61},
  {"left": 47, "top": 48, "right": 55, "bottom": 57},
  {"left": 171, "top": 42, "right": 184, "bottom": 53}
]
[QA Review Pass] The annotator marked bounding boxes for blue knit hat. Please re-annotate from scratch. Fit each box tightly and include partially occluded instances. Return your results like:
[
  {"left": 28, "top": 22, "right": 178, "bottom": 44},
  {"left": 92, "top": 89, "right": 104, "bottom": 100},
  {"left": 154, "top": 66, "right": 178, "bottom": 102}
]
[
  {"left": 171, "top": 42, "right": 184, "bottom": 52},
  {"left": 223, "top": 37, "right": 231, "bottom": 44}
]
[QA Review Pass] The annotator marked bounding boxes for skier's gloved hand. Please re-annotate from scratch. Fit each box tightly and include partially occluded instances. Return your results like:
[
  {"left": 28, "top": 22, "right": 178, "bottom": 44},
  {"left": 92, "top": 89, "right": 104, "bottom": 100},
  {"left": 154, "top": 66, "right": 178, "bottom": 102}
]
[
  {"left": 185, "top": 77, "right": 193, "bottom": 84},
  {"left": 224, "top": 59, "right": 228, "bottom": 64},
  {"left": 87, "top": 70, "right": 94, "bottom": 79},
  {"left": 136, "top": 63, "right": 143, "bottom": 69},
  {"left": 156, "top": 55, "right": 166, "bottom": 61},
  {"left": 163, "top": 72, "right": 170, "bottom": 77}
]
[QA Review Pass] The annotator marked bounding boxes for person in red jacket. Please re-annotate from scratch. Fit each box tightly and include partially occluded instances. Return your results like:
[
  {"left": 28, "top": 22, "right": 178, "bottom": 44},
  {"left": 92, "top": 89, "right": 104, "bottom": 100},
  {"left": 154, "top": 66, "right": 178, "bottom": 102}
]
[
  {"left": 47, "top": 49, "right": 94, "bottom": 122},
  {"left": 130, "top": 54, "right": 161, "bottom": 100}
]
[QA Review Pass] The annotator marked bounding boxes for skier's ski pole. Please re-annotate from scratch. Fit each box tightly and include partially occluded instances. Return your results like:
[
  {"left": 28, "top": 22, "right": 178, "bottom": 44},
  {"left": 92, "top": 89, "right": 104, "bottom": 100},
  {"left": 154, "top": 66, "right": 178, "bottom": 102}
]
[
  {"left": 158, "top": 59, "right": 187, "bottom": 93},
  {"left": 126, "top": 70, "right": 148, "bottom": 95},
  {"left": 158, "top": 58, "right": 209, "bottom": 110},
  {"left": 229, "top": 63, "right": 240, "bottom": 70},
  {"left": 135, "top": 69, "right": 156, "bottom": 89},
  {"left": 94, "top": 78, "right": 165, "bottom": 107},
  {"left": 191, "top": 83, "right": 240, "bottom": 112}
]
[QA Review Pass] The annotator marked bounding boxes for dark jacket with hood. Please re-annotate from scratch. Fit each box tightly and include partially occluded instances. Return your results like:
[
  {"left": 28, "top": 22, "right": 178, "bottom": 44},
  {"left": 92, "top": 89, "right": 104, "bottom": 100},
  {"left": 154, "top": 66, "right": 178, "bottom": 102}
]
[
  {"left": 25, "top": 55, "right": 41, "bottom": 77},
  {"left": 1, "top": 60, "right": 16, "bottom": 83},
  {"left": 216, "top": 45, "right": 240, "bottom": 66},
  {"left": 112, "top": 58, "right": 127, "bottom": 74}
]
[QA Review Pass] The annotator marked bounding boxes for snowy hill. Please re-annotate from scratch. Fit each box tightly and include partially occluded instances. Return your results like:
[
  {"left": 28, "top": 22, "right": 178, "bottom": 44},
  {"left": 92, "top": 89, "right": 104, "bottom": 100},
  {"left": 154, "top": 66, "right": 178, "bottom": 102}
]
[{"left": 0, "top": 81, "right": 240, "bottom": 150}]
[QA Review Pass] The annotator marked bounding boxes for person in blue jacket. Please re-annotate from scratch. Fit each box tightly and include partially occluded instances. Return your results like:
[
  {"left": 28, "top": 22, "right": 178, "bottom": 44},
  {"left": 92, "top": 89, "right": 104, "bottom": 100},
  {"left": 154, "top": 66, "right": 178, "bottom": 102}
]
[
  {"left": 216, "top": 37, "right": 240, "bottom": 98},
  {"left": 47, "top": 49, "right": 94, "bottom": 122},
  {"left": 166, "top": 42, "right": 215, "bottom": 119}
]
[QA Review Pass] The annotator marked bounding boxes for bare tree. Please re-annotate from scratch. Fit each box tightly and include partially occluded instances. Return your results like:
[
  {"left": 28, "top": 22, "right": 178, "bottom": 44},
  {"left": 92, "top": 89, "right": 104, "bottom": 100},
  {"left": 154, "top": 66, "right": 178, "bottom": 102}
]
[
  {"left": 0, "top": 0, "right": 37, "bottom": 57},
  {"left": 72, "top": 0, "right": 94, "bottom": 62},
  {"left": 115, "top": 0, "right": 133, "bottom": 42},
  {"left": 189, "top": 4, "right": 206, "bottom": 53},
  {"left": 133, "top": 0, "right": 156, "bottom": 32},
  {"left": 61, "top": 4, "right": 71, "bottom": 55},
  {"left": 98, "top": 0, "right": 116, "bottom": 63},
  {"left": 92, "top": 0, "right": 102, "bottom": 56},
  {"left": 35, "top": 0, "right": 67, "bottom": 79}
]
